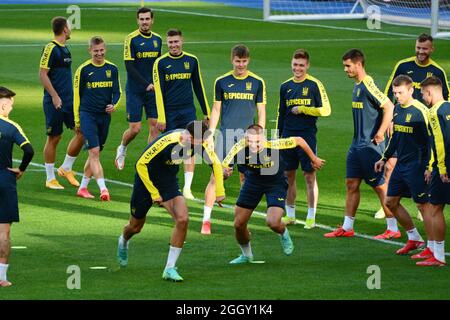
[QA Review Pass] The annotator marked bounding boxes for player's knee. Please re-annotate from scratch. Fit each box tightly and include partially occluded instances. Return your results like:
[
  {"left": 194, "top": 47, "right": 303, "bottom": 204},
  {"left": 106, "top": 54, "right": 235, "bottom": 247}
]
[
  {"left": 129, "top": 222, "right": 144, "bottom": 235},
  {"left": 416, "top": 203, "right": 428, "bottom": 215},
  {"left": 48, "top": 135, "right": 62, "bottom": 145},
  {"left": 0, "top": 229, "right": 10, "bottom": 241},
  {"left": 234, "top": 219, "right": 247, "bottom": 231},
  {"left": 385, "top": 198, "right": 398, "bottom": 211},
  {"left": 431, "top": 207, "right": 443, "bottom": 218},
  {"left": 303, "top": 172, "right": 316, "bottom": 185},
  {"left": 88, "top": 148, "right": 101, "bottom": 159},
  {"left": 346, "top": 180, "right": 359, "bottom": 193},
  {"left": 175, "top": 214, "right": 189, "bottom": 228},
  {"left": 266, "top": 216, "right": 280, "bottom": 230},
  {"left": 129, "top": 123, "right": 142, "bottom": 136},
  {"left": 285, "top": 170, "right": 295, "bottom": 181}
]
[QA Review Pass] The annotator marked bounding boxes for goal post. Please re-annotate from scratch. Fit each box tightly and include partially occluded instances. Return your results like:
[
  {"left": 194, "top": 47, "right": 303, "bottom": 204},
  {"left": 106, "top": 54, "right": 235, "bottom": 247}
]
[
  {"left": 263, "top": 0, "right": 366, "bottom": 21},
  {"left": 263, "top": 0, "right": 450, "bottom": 38},
  {"left": 431, "top": 0, "right": 450, "bottom": 38}
]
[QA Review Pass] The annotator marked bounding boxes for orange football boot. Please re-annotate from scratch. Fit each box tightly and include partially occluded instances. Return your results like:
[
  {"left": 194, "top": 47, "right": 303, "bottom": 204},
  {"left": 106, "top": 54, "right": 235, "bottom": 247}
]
[{"left": 324, "top": 227, "right": 355, "bottom": 238}]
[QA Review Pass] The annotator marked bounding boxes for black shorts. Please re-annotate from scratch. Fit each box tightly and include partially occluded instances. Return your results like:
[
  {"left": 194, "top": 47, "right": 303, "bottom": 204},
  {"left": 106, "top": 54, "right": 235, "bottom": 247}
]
[
  {"left": 429, "top": 169, "right": 450, "bottom": 205},
  {"left": 0, "top": 170, "right": 19, "bottom": 223},
  {"left": 130, "top": 172, "right": 182, "bottom": 219},
  {"left": 165, "top": 107, "right": 197, "bottom": 131},
  {"left": 281, "top": 131, "right": 317, "bottom": 173},
  {"left": 346, "top": 144, "right": 385, "bottom": 187},
  {"left": 236, "top": 176, "right": 288, "bottom": 210},
  {"left": 44, "top": 100, "right": 75, "bottom": 136},
  {"left": 80, "top": 111, "right": 111, "bottom": 151},
  {"left": 387, "top": 162, "right": 429, "bottom": 203},
  {"left": 126, "top": 90, "right": 157, "bottom": 122}
]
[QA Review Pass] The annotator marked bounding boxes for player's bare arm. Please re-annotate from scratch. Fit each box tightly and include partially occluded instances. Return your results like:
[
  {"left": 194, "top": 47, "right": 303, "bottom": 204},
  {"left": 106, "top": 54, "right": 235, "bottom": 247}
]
[
  {"left": 294, "top": 137, "right": 325, "bottom": 170},
  {"left": 39, "top": 68, "right": 62, "bottom": 109},
  {"left": 374, "top": 100, "right": 394, "bottom": 144}
]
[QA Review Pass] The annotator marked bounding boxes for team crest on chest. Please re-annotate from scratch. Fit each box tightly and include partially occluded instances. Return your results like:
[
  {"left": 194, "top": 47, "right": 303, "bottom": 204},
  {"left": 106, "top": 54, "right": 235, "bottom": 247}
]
[
  {"left": 426, "top": 72, "right": 433, "bottom": 78},
  {"left": 302, "top": 87, "right": 309, "bottom": 96},
  {"left": 106, "top": 69, "right": 112, "bottom": 78},
  {"left": 246, "top": 82, "right": 252, "bottom": 91},
  {"left": 405, "top": 113, "right": 412, "bottom": 123},
  {"left": 153, "top": 40, "right": 158, "bottom": 47},
  {"left": 356, "top": 88, "right": 361, "bottom": 97},
  {"left": 184, "top": 62, "right": 190, "bottom": 70}
]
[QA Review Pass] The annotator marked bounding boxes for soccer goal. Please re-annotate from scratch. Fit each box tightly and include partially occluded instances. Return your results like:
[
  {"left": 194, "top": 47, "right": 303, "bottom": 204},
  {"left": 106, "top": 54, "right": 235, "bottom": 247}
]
[
  {"left": 263, "top": 0, "right": 450, "bottom": 38},
  {"left": 263, "top": 0, "right": 366, "bottom": 20}
]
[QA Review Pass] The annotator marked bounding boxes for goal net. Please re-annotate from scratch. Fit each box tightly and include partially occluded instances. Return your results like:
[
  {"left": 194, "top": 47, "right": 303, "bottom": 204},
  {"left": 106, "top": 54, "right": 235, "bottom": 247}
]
[
  {"left": 263, "top": 0, "right": 450, "bottom": 37},
  {"left": 263, "top": 0, "right": 365, "bottom": 20}
]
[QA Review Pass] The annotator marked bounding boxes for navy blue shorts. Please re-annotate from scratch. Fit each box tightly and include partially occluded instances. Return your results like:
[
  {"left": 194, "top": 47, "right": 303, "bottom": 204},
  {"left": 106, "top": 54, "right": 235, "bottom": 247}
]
[
  {"left": 0, "top": 170, "right": 19, "bottom": 223},
  {"left": 387, "top": 162, "right": 429, "bottom": 203},
  {"left": 236, "top": 176, "right": 288, "bottom": 210},
  {"left": 130, "top": 172, "right": 182, "bottom": 219},
  {"left": 165, "top": 107, "right": 197, "bottom": 131},
  {"left": 44, "top": 100, "right": 75, "bottom": 136},
  {"left": 346, "top": 144, "right": 385, "bottom": 187},
  {"left": 281, "top": 132, "right": 316, "bottom": 173},
  {"left": 429, "top": 169, "right": 450, "bottom": 205},
  {"left": 79, "top": 111, "right": 111, "bottom": 150},
  {"left": 126, "top": 90, "right": 157, "bottom": 122}
]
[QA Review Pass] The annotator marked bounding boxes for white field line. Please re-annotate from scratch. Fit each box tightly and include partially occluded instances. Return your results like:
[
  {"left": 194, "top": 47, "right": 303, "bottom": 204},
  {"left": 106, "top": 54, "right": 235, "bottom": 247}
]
[
  {"left": 14, "top": 159, "right": 450, "bottom": 256},
  {"left": 0, "top": 37, "right": 414, "bottom": 48},
  {"left": 0, "top": 6, "right": 429, "bottom": 39}
]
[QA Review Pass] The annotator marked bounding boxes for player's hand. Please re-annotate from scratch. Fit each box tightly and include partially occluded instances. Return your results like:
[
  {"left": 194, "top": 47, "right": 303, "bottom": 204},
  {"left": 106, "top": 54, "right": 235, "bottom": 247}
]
[
  {"left": 157, "top": 122, "right": 166, "bottom": 132},
  {"left": 291, "top": 106, "right": 299, "bottom": 115},
  {"left": 153, "top": 196, "right": 163, "bottom": 206},
  {"left": 424, "top": 170, "right": 432, "bottom": 184},
  {"left": 7, "top": 167, "right": 24, "bottom": 180},
  {"left": 386, "top": 122, "right": 394, "bottom": 138},
  {"left": 440, "top": 174, "right": 450, "bottom": 183},
  {"left": 216, "top": 195, "right": 225, "bottom": 207},
  {"left": 311, "top": 157, "right": 325, "bottom": 170},
  {"left": 374, "top": 160, "right": 386, "bottom": 173},
  {"left": 105, "top": 104, "right": 115, "bottom": 114},
  {"left": 52, "top": 95, "right": 62, "bottom": 109},
  {"left": 223, "top": 167, "right": 233, "bottom": 180},
  {"left": 146, "top": 84, "right": 154, "bottom": 92},
  {"left": 372, "top": 133, "right": 385, "bottom": 145}
]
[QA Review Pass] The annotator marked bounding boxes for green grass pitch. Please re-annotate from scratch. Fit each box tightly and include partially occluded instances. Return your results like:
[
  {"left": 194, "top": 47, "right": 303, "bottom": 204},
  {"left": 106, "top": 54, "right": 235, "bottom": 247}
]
[{"left": 0, "top": 1, "right": 450, "bottom": 299}]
